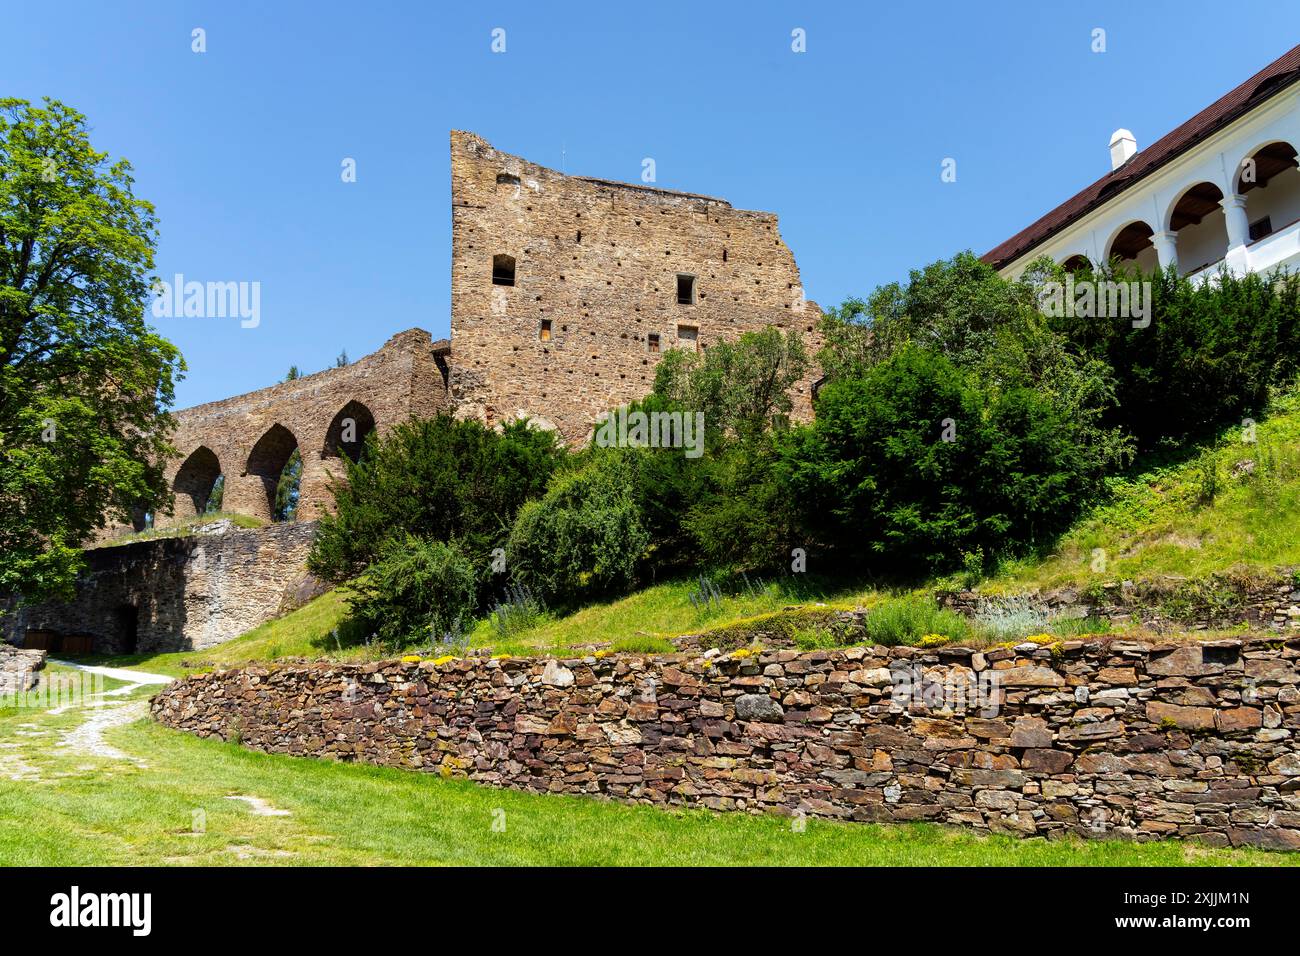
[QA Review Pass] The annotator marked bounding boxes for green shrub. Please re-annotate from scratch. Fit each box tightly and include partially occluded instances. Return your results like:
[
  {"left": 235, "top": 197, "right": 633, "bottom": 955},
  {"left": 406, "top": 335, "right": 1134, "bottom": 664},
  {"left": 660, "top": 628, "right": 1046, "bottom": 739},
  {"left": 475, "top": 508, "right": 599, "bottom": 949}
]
[
  {"left": 348, "top": 535, "right": 477, "bottom": 647},
  {"left": 506, "top": 452, "right": 649, "bottom": 604},
  {"left": 865, "top": 595, "right": 972, "bottom": 646},
  {"left": 1039, "top": 262, "right": 1300, "bottom": 450},
  {"left": 308, "top": 414, "right": 562, "bottom": 595},
  {"left": 785, "top": 345, "right": 1094, "bottom": 574}
]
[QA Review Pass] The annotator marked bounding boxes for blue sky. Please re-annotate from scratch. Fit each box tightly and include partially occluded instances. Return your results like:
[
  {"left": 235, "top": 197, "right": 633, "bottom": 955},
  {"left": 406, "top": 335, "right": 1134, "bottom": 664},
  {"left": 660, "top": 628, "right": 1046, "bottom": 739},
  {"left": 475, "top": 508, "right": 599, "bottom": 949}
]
[{"left": 3, "top": 1, "right": 1293, "bottom": 407}]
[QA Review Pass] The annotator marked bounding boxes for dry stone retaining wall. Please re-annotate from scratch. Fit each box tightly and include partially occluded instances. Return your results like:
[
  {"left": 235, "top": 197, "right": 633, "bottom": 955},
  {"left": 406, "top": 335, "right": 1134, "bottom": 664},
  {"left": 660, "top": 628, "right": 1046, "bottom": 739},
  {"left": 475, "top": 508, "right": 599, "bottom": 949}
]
[{"left": 152, "top": 634, "right": 1300, "bottom": 849}]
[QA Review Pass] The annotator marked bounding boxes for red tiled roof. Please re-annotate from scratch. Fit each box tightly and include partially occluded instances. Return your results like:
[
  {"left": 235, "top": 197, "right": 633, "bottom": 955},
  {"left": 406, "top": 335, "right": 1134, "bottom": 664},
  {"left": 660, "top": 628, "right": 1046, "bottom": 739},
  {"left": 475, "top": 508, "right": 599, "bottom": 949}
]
[{"left": 982, "top": 43, "right": 1300, "bottom": 270}]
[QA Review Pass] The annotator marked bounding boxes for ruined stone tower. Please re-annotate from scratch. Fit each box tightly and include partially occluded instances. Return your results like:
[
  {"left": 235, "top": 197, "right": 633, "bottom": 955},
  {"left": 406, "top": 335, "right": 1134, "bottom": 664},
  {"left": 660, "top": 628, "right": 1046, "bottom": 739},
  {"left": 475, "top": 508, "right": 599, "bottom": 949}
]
[{"left": 448, "top": 131, "right": 822, "bottom": 443}]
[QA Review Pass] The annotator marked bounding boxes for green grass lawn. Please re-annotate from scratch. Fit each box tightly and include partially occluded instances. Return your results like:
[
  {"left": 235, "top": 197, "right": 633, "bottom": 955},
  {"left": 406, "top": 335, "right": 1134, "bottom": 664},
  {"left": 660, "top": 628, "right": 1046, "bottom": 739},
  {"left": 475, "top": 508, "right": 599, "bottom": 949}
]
[{"left": 0, "top": 679, "right": 1292, "bottom": 867}]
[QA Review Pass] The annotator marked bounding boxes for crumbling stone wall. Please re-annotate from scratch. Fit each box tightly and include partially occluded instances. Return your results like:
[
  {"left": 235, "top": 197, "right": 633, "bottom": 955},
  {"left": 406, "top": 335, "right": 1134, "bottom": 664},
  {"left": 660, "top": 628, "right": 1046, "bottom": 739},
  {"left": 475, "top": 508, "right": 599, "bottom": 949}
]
[
  {"left": 3, "top": 523, "right": 318, "bottom": 654},
  {"left": 116, "top": 329, "right": 450, "bottom": 538},
  {"left": 153, "top": 635, "right": 1300, "bottom": 850},
  {"left": 448, "top": 131, "right": 823, "bottom": 443},
  {"left": 0, "top": 645, "right": 45, "bottom": 696}
]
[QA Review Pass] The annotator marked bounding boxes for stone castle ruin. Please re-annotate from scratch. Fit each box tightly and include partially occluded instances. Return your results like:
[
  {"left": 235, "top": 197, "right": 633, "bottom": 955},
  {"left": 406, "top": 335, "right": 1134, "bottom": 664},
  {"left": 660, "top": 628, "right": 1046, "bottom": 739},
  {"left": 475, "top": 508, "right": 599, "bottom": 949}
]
[{"left": 3, "top": 132, "right": 822, "bottom": 653}]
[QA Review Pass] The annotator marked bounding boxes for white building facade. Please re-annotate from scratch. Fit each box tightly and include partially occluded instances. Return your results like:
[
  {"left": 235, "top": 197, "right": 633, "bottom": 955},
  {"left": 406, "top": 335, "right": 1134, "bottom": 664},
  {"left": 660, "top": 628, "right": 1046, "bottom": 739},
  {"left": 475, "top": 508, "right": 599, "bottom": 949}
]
[{"left": 985, "top": 45, "right": 1300, "bottom": 282}]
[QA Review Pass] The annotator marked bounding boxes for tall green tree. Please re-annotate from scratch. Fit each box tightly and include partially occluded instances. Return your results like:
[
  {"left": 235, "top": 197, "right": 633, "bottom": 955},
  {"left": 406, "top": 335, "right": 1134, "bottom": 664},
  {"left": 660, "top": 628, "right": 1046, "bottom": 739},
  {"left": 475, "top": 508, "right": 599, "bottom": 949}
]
[{"left": 0, "top": 98, "right": 182, "bottom": 601}]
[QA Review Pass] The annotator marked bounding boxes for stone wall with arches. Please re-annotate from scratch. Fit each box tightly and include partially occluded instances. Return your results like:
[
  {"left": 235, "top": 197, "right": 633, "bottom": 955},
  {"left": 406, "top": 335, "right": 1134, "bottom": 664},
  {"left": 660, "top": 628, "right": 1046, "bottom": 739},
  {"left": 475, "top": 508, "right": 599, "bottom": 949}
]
[{"left": 144, "top": 328, "right": 449, "bottom": 533}]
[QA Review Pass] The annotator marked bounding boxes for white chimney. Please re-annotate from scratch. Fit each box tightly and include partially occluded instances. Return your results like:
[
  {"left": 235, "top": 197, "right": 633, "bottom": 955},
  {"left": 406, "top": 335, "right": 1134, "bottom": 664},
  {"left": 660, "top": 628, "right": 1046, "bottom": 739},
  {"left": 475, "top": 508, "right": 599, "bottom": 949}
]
[{"left": 1109, "top": 128, "right": 1137, "bottom": 170}]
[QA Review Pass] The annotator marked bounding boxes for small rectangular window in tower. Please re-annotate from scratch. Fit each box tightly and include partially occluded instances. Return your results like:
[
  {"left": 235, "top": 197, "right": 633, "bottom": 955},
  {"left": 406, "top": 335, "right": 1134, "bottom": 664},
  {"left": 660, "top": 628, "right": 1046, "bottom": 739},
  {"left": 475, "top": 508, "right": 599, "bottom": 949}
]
[
  {"left": 677, "top": 324, "right": 698, "bottom": 352},
  {"left": 539, "top": 319, "right": 552, "bottom": 342},
  {"left": 676, "top": 273, "right": 696, "bottom": 305},
  {"left": 647, "top": 332, "right": 660, "bottom": 353},
  {"left": 492, "top": 254, "right": 516, "bottom": 286}
]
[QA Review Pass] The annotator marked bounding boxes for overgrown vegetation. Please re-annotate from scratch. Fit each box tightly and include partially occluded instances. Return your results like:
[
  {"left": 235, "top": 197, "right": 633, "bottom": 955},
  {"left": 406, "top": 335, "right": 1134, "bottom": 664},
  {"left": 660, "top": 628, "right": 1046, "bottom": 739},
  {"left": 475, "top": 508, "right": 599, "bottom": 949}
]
[{"left": 295, "top": 250, "right": 1300, "bottom": 652}]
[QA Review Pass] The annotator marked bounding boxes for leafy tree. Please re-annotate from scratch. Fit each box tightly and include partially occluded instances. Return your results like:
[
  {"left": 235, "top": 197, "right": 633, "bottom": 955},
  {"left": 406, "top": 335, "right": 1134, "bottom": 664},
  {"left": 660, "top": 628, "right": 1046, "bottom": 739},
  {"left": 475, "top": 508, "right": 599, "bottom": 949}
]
[
  {"left": 0, "top": 98, "right": 182, "bottom": 600},
  {"left": 273, "top": 449, "right": 301, "bottom": 521},
  {"left": 308, "top": 414, "right": 562, "bottom": 594},
  {"left": 651, "top": 327, "right": 807, "bottom": 443},
  {"left": 205, "top": 474, "right": 224, "bottom": 513}
]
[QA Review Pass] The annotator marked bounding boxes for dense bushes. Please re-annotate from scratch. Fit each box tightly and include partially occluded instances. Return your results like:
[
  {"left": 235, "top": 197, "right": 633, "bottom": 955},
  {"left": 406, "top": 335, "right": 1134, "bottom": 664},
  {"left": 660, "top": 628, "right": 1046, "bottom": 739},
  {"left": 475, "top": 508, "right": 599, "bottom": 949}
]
[
  {"left": 316, "top": 252, "right": 1300, "bottom": 637},
  {"left": 348, "top": 535, "right": 477, "bottom": 647},
  {"left": 1036, "top": 261, "right": 1300, "bottom": 449},
  {"left": 308, "top": 414, "right": 561, "bottom": 587},
  {"left": 308, "top": 414, "right": 561, "bottom": 645},
  {"left": 506, "top": 451, "right": 649, "bottom": 602},
  {"left": 785, "top": 346, "right": 1091, "bottom": 574}
]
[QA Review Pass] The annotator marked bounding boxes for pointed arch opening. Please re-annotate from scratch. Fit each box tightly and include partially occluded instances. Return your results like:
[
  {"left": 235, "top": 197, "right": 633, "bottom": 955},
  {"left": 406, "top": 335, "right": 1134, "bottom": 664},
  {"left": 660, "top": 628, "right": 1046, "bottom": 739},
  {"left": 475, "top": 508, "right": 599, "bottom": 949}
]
[
  {"left": 172, "top": 446, "right": 222, "bottom": 520},
  {"left": 245, "top": 424, "right": 300, "bottom": 522},
  {"left": 323, "top": 400, "right": 377, "bottom": 463}
]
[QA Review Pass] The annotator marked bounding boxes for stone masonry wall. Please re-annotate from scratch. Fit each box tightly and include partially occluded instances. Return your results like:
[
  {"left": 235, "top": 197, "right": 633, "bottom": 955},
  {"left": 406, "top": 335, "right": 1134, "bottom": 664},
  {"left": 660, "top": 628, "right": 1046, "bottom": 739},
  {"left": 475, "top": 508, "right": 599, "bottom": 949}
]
[
  {"left": 0, "top": 645, "right": 46, "bottom": 696},
  {"left": 94, "top": 329, "right": 450, "bottom": 543},
  {"left": 153, "top": 635, "right": 1300, "bottom": 850},
  {"left": 3, "top": 523, "right": 318, "bottom": 655},
  {"left": 449, "top": 131, "right": 823, "bottom": 443}
]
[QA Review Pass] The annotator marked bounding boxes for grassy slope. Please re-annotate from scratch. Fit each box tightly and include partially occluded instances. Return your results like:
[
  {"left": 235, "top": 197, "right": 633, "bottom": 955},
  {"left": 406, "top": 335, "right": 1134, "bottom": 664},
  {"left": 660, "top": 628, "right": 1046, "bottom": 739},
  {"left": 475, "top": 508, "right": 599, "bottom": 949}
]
[
  {"left": 991, "top": 387, "right": 1300, "bottom": 593},
  {"left": 84, "top": 578, "right": 889, "bottom": 677},
  {"left": 0, "top": 684, "right": 1289, "bottom": 867}
]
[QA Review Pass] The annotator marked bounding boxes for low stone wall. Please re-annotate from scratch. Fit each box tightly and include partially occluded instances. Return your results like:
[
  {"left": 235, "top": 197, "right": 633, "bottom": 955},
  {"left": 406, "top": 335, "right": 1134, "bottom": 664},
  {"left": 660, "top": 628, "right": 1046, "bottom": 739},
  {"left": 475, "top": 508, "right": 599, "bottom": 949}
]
[
  {"left": 0, "top": 644, "right": 46, "bottom": 696},
  {"left": 937, "top": 569, "right": 1300, "bottom": 633},
  {"left": 2, "top": 522, "right": 320, "bottom": 655},
  {"left": 152, "top": 634, "right": 1300, "bottom": 849}
]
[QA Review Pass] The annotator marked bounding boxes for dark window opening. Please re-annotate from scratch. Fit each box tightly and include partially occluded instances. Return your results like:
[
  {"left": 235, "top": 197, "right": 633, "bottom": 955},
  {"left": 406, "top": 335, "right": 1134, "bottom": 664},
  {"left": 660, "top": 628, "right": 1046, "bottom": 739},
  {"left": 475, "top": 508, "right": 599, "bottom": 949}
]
[
  {"left": 539, "top": 319, "right": 552, "bottom": 342},
  {"left": 677, "top": 324, "right": 698, "bottom": 351},
  {"left": 1250, "top": 216, "right": 1274, "bottom": 242},
  {"left": 648, "top": 333, "right": 660, "bottom": 353},
  {"left": 576, "top": 230, "right": 582, "bottom": 244},
  {"left": 676, "top": 274, "right": 695, "bottom": 305},
  {"left": 723, "top": 248, "right": 728, "bottom": 262},
  {"left": 496, "top": 172, "right": 520, "bottom": 188},
  {"left": 492, "top": 254, "right": 516, "bottom": 286}
]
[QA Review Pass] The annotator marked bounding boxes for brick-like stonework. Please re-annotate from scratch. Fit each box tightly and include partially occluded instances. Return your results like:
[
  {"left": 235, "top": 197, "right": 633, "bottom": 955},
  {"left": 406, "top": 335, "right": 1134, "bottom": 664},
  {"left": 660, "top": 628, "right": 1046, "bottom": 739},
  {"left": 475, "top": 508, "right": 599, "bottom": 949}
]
[
  {"left": 0, "top": 644, "right": 45, "bottom": 696},
  {"left": 117, "top": 328, "right": 450, "bottom": 537},
  {"left": 4, "top": 522, "right": 319, "bottom": 654},
  {"left": 153, "top": 635, "right": 1300, "bottom": 849},
  {"left": 448, "top": 131, "right": 823, "bottom": 442}
]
